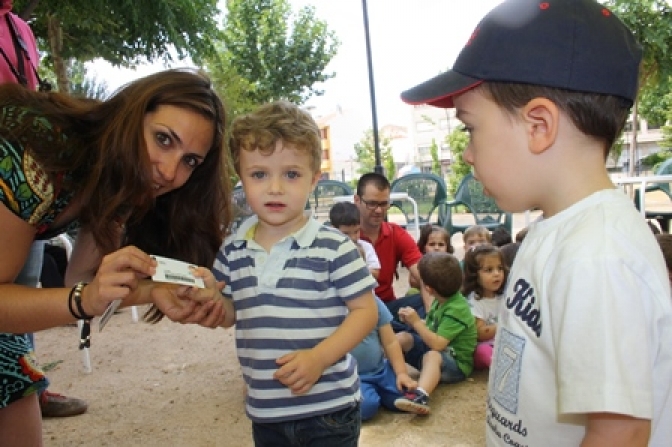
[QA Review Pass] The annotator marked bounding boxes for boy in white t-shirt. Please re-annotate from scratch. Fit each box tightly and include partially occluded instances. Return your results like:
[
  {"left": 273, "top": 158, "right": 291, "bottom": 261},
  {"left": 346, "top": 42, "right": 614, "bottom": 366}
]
[
  {"left": 330, "top": 202, "right": 380, "bottom": 280},
  {"left": 401, "top": 0, "right": 672, "bottom": 445}
]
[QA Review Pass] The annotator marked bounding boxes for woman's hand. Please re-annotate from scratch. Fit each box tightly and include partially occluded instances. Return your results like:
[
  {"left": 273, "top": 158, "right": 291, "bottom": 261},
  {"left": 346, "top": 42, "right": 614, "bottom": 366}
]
[
  {"left": 152, "top": 267, "right": 229, "bottom": 328},
  {"left": 82, "top": 246, "right": 156, "bottom": 316}
]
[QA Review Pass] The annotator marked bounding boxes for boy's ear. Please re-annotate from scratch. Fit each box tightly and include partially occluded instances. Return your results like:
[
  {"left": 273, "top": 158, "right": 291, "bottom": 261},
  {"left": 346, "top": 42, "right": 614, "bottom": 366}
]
[
  {"left": 422, "top": 283, "right": 436, "bottom": 297},
  {"left": 311, "top": 171, "right": 321, "bottom": 189},
  {"left": 521, "top": 98, "right": 559, "bottom": 155}
]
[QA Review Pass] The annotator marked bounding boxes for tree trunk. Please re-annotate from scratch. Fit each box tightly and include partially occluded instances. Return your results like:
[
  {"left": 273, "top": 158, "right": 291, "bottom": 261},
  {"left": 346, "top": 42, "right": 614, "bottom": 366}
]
[
  {"left": 46, "top": 13, "right": 69, "bottom": 93},
  {"left": 17, "top": 0, "right": 40, "bottom": 21},
  {"left": 629, "top": 100, "right": 639, "bottom": 177}
]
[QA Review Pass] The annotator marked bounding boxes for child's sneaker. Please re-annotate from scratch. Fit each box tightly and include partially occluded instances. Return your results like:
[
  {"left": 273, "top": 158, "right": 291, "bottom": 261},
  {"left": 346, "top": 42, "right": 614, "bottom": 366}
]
[{"left": 394, "top": 390, "right": 430, "bottom": 415}]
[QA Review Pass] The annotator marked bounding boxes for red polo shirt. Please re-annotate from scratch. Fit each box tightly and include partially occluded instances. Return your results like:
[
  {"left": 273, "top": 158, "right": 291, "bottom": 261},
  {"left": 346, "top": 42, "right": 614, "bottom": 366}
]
[{"left": 360, "top": 222, "right": 422, "bottom": 302}]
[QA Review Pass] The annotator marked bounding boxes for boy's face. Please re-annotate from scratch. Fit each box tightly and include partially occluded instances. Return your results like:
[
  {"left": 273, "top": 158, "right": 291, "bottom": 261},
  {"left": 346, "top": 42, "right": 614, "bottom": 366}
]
[
  {"left": 336, "top": 224, "right": 360, "bottom": 244},
  {"left": 464, "top": 233, "right": 489, "bottom": 251},
  {"left": 239, "top": 140, "right": 320, "bottom": 234},
  {"left": 454, "top": 88, "right": 533, "bottom": 213}
]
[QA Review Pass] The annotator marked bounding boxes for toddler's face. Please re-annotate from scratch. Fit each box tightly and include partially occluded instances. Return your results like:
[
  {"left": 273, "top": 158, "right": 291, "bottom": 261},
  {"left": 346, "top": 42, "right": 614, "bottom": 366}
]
[
  {"left": 454, "top": 88, "right": 532, "bottom": 213},
  {"left": 425, "top": 232, "right": 449, "bottom": 253},
  {"left": 464, "top": 234, "right": 488, "bottom": 251},
  {"left": 478, "top": 254, "right": 505, "bottom": 297}
]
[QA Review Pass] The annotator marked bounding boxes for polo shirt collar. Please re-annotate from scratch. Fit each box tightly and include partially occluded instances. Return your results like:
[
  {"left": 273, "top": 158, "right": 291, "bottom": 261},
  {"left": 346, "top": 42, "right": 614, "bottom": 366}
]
[{"left": 230, "top": 214, "right": 320, "bottom": 249}]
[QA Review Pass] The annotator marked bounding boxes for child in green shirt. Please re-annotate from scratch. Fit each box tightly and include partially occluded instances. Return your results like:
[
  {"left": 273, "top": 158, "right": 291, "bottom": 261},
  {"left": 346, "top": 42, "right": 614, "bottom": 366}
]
[{"left": 394, "top": 252, "right": 477, "bottom": 415}]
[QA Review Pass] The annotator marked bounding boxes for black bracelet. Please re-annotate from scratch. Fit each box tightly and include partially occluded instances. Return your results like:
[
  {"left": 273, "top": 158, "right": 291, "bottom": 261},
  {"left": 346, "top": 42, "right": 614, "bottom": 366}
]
[
  {"left": 67, "top": 286, "right": 80, "bottom": 320},
  {"left": 68, "top": 282, "right": 93, "bottom": 320}
]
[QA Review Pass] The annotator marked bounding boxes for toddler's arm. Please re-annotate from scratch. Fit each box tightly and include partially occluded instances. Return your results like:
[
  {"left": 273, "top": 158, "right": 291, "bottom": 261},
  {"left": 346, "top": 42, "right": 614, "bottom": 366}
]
[
  {"left": 379, "top": 323, "right": 417, "bottom": 391},
  {"left": 274, "top": 291, "right": 377, "bottom": 395},
  {"left": 476, "top": 317, "right": 496, "bottom": 341},
  {"left": 583, "top": 413, "right": 650, "bottom": 447},
  {"left": 399, "top": 306, "right": 449, "bottom": 351},
  {"left": 154, "top": 266, "right": 235, "bottom": 328}
]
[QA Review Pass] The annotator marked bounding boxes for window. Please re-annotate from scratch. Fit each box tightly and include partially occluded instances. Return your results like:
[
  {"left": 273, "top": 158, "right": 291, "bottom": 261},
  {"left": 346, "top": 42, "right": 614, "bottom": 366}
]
[{"left": 418, "top": 146, "right": 430, "bottom": 157}]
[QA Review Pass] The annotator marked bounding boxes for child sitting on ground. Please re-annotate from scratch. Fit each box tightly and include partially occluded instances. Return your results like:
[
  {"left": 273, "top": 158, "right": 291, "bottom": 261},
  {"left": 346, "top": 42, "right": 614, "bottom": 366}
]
[
  {"left": 408, "top": 224, "right": 453, "bottom": 295},
  {"left": 462, "top": 244, "right": 508, "bottom": 370},
  {"left": 462, "top": 224, "right": 491, "bottom": 251},
  {"left": 393, "top": 252, "right": 477, "bottom": 415},
  {"left": 350, "top": 296, "right": 419, "bottom": 420},
  {"left": 490, "top": 227, "right": 512, "bottom": 247},
  {"left": 329, "top": 201, "right": 380, "bottom": 279}
]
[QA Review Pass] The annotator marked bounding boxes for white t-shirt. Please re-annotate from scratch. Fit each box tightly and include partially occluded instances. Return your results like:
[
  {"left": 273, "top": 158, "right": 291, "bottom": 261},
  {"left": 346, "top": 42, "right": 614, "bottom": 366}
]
[
  {"left": 357, "top": 239, "right": 381, "bottom": 270},
  {"left": 467, "top": 291, "right": 503, "bottom": 325},
  {"left": 487, "top": 189, "right": 672, "bottom": 447}
]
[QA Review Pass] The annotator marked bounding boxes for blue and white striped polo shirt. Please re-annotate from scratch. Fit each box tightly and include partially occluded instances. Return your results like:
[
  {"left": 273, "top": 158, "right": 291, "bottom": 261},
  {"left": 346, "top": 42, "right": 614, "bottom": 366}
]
[{"left": 213, "top": 215, "right": 376, "bottom": 423}]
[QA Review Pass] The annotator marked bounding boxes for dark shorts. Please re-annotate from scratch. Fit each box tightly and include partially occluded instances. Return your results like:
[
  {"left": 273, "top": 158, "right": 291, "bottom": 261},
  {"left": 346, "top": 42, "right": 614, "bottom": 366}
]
[
  {"left": 0, "top": 333, "right": 49, "bottom": 408},
  {"left": 405, "top": 333, "right": 466, "bottom": 384}
]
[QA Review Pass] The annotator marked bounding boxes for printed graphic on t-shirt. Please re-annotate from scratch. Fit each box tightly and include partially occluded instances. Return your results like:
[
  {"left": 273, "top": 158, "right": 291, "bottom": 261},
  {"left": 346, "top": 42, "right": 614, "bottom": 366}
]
[{"left": 491, "top": 328, "right": 525, "bottom": 414}]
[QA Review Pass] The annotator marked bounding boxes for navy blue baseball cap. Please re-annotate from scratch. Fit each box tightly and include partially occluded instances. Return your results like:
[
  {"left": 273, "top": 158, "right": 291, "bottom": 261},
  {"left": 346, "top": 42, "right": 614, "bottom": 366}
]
[{"left": 401, "top": 0, "right": 642, "bottom": 108}]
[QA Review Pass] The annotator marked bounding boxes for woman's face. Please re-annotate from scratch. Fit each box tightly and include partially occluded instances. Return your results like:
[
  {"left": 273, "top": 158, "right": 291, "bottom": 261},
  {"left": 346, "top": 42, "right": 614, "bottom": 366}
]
[{"left": 143, "top": 105, "right": 214, "bottom": 197}]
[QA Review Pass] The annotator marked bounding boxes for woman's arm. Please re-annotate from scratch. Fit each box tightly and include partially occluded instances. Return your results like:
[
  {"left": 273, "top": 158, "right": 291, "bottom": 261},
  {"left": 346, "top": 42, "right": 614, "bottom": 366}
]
[{"left": 0, "top": 203, "right": 156, "bottom": 332}]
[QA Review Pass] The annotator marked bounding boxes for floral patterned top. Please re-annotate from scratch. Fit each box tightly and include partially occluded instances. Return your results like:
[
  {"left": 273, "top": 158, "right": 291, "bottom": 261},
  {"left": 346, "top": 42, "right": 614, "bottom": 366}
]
[{"left": 0, "top": 106, "right": 77, "bottom": 239}]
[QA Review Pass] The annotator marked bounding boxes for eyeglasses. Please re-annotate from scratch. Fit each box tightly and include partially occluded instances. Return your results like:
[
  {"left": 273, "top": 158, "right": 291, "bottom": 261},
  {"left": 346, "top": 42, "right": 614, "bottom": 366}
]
[{"left": 359, "top": 197, "right": 391, "bottom": 210}]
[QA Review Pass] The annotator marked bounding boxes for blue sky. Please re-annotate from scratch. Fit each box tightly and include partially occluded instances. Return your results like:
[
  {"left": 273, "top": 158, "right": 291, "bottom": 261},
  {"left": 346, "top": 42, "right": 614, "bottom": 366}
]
[{"left": 89, "top": 1, "right": 502, "bottom": 132}]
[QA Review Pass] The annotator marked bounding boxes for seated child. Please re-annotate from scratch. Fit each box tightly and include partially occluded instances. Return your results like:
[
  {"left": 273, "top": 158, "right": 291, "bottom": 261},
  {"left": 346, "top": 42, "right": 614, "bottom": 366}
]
[
  {"left": 490, "top": 227, "right": 512, "bottom": 247},
  {"left": 329, "top": 201, "right": 380, "bottom": 279},
  {"left": 462, "top": 244, "right": 508, "bottom": 370},
  {"left": 463, "top": 224, "right": 491, "bottom": 251},
  {"left": 408, "top": 224, "right": 453, "bottom": 294},
  {"left": 351, "top": 296, "right": 418, "bottom": 420},
  {"left": 393, "top": 252, "right": 477, "bottom": 415}
]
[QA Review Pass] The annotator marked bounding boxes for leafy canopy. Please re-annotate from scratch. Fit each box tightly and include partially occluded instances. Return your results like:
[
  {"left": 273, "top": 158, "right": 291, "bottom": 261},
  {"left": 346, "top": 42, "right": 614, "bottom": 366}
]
[
  {"left": 14, "top": 0, "right": 221, "bottom": 66},
  {"left": 218, "top": 0, "right": 339, "bottom": 106}
]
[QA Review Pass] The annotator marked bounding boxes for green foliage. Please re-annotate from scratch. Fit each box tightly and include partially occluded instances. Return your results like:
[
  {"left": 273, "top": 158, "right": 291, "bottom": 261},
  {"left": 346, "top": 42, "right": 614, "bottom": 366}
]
[
  {"left": 445, "top": 127, "right": 471, "bottom": 196},
  {"left": 14, "top": 0, "right": 220, "bottom": 92},
  {"left": 639, "top": 81, "right": 672, "bottom": 127},
  {"left": 213, "top": 0, "right": 339, "bottom": 112},
  {"left": 660, "top": 103, "right": 672, "bottom": 151},
  {"left": 15, "top": 0, "right": 220, "bottom": 65},
  {"left": 384, "top": 148, "right": 396, "bottom": 180},
  {"left": 354, "top": 129, "right": 394, "bottom": 179},
  {"left": 67, "top": 60, "right": 109, "bottom": 99},
  {"left": 429, "top": 139, "right": 441, "bottom": 176},
  {"left": 607, "top": 0, "right": 672, "bottom": 92},
  {"left": 606, "top": 0, "right": 672, "bottom": 161}
]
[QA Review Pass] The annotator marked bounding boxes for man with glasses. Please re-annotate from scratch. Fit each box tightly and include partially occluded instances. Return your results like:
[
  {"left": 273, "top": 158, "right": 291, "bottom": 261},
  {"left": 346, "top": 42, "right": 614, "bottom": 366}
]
[{"left": 355, "top": 173, "right": 426, "bottom": 326}]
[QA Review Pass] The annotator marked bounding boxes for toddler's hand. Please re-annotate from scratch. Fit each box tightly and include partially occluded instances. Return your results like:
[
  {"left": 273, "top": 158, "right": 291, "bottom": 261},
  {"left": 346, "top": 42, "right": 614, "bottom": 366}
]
[
  {"left": 396, "top": 372, "right": 418, "bottom": 393},
  {"left": 398, "top": 306, "right": 420, "bottom": 325},
  {"left": 152, "top": 266, "right": 227, "bottom": 327},
  {"left": 274, "top": 350, "right": 326, "bottom": 395}
]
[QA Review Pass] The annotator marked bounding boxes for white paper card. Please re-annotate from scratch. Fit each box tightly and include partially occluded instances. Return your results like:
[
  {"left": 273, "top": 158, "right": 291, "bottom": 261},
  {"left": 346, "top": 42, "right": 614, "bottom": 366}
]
[{"left": 151, "top": 255, "right": 205, "bottom": 288}]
